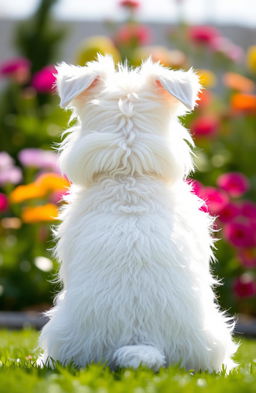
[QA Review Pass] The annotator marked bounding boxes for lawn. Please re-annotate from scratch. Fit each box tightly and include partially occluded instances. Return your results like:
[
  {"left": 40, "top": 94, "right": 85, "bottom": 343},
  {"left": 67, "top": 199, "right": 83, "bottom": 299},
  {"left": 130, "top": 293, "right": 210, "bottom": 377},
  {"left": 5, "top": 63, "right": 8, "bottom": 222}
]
[{"left": 0, "top": 330, "right": 255, "bottom": 393}]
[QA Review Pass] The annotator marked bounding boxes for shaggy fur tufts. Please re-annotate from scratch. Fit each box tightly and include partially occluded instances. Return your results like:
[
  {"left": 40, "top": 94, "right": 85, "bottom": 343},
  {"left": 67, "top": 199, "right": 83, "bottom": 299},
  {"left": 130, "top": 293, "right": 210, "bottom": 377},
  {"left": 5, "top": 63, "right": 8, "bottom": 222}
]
[{"left": 38, "top": 55, "right": 238, "bottom": 372}]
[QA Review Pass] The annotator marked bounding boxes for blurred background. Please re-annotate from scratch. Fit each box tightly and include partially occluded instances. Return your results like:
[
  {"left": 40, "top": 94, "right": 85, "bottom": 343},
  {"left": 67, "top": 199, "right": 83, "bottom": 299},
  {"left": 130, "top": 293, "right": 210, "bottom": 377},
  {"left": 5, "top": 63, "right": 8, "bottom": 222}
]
[{"left": 0, "top": 0, "right": 255, "bottom": 320}]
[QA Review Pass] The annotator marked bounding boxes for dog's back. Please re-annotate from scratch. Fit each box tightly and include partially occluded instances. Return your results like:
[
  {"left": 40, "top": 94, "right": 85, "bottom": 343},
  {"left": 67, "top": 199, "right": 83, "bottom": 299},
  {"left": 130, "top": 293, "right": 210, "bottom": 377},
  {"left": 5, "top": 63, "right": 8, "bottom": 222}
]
[{"left": 38, "top": 55, "right": 237, "bottom": 372}]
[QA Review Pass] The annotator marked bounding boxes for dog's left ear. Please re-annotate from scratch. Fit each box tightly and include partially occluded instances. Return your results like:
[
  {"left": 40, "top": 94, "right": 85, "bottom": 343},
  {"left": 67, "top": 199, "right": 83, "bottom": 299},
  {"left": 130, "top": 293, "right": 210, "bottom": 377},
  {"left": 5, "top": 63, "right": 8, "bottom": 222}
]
[
  {"left": 55, "top": 55, "right": 115, "bottom": 108},
  {"left": 141, "top": 61, "right": 201, "bottom": 111},
  {"left": 156, "top": 68, "right": 201, "bottom": 111}
]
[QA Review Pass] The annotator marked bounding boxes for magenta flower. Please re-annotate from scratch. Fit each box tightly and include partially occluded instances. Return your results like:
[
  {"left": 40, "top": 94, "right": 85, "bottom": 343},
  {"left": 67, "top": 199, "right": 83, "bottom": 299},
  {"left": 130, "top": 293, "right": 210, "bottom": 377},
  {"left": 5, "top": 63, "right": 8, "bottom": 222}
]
[
  {"left": 0, "top": 152, "right": 14, "bottom": 170},
  {"left": 0, "top": 193, "right": 8, "bottom": 212},
  {"left": 238, "top": 248, "right": 256, "bottom": 268},
  {"left": 217, "top": 172, "right": 249, "bottom": 197},
  {"left": 218, "top": 202, "right": 240, "bottom": 223},
  {"left": 191, "top": 117, "right": 218, "bottom": 138},
  {"left": 0, "top": 57, "right": 30, "bottom": 77},
  {"left": 241, "top": 201, "right": 256, "bottom": 221},
  {"left": 31, "top": 65, "right": 56, "bottom": 93},
  {"left": 187, "top": 179, "right": 203, "bottom": 196},
  {"left": 199, "top": 187, "right": 228, "bottom": 215},
  {"left": 233, "top": 274, "right": 256, "bottom": 298},
  {"left": 19, "top": 148, "right": 59, "bottom": 172},
  {"left": 187, "top": 179, "right": 208, "bottom": 212},
  {"left": 50, "top": 189, "right": 68, "bottom": 204},
  {"left": 0, "top": 166, "right": 22, "bottom": 186},
  {"left": 224, "top": 221, "right": 255, "bottom": 248}
]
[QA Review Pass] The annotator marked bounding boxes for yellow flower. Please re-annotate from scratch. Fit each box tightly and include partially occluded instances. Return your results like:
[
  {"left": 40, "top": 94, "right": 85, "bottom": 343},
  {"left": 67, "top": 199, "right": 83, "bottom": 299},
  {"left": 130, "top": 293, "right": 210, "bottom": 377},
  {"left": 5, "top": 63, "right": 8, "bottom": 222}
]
[
  {"left": 223, "top": 72, "right": 254, "bottom": 92},
  {"left": 36, "top": 173, "right": 70, "bottom": 192},
  {"left": 22, "top": 203, "right": 58, "bottom": 223},
  {"left": 197, "top": 69, "right": 216, "bottom": 88},
  {"left": 247, "top": 46, "right": 256, "bottom": 73},
  {"left": 10, "top": 183, "right": 46, "bottom": 203},
  {"left": 76, "top": 36, "right": 121, "bottom": 65}
]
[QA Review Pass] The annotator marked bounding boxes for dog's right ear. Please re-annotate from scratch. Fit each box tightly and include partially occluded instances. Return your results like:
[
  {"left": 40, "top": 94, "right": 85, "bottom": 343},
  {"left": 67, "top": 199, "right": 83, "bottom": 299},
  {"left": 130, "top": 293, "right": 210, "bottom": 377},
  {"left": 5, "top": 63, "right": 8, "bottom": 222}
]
[{"left": 55, "top": 55, "right": 115, "bottom": 108}]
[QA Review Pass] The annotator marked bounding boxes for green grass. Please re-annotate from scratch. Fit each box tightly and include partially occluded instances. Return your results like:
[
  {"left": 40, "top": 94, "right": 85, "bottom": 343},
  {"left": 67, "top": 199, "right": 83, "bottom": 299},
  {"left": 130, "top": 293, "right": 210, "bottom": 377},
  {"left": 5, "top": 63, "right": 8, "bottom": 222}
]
[{"left": 0, "top": 330, "right": 255, "bottom": 393}]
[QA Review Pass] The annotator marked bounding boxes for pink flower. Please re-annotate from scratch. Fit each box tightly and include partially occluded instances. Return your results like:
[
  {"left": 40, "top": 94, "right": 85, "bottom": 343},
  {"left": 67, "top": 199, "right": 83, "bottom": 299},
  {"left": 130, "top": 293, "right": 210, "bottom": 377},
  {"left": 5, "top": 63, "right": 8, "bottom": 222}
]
[
  {"left": 50, "top": 189, "right": 68, "bottom": 204},
  {"left": 31, "top": 65, "right": 56, "bottom": 93},
  {"left": 18, "top": 149, "right": 59, "bottom": 172},
  {"left": 115, "top": 24, "right": 151, "bottom": 46},
  {"left": 0, "top": 152, "right": 14, "bottom": 170},
  {"left": 187, "top": 179, "right": 208, "bottom": 212},
  {"left": 187, "top": 179, "right": 203, "bottom": 196},
  {"left": 191, "top": 117, "right": 218, "bottom": 138},
  {"left": 199, "top": 187, "right": 228, "bottom": 215},
  {"left": 189, "top": 26, "right": 220, "bottom": 46},
  {"left": 0, "top": 57, "right": 30, "bottom": 80},
  {"left": 211, "top": 37, "right": 243, "bottom": 62},
  {"left": 233, "top": 274, "right": 256, "bottom": 298},
  {"left": 238, "top": 248, "right": 256, "bottom": 268},
  {"left": 217, "top": 172, "right": 249, "bottom": 197},
  {"left": 240, "top": 201, "right": 256, "bottom": 221},
  {"left": 218, "top": 202, "right": 240, "bottom": 223},
  {"left": 0, "top": 193, "right": 8, "bottom": 212},
  {"left": 224, "top": 221, "right": 255, "bottom": 248},
  {"left": 0, "top": 166, "right": 22, "bottom": 186},
  {"left": 119, "top": 0, "right": 140, "bottom": 9}
]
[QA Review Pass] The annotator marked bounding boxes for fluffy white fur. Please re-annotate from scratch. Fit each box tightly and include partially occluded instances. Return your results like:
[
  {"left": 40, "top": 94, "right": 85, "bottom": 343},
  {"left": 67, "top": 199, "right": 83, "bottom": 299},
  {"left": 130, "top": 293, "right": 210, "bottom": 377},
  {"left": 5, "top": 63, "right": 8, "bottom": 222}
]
[{"left": 38, "top": 55, "right": 238, "bottom": 372}]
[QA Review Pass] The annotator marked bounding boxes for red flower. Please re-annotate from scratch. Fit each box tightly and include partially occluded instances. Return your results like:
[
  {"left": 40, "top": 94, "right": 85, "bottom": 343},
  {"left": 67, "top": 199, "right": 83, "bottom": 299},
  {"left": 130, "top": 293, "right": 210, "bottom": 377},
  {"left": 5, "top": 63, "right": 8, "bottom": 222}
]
[
  {"left": 218, "top": 202, "right": 240, "bottom": 223},
  {"left": 233, "top": 274, "right": 256, "bottom": 298},
  {"left": 191, "top": 117, "right": 218, "bottom": 138},
  {"left": 0, "top": 193, "right": 8, "bottom": 212},
  {"left": 238, "top": 248, "right": 256, "bottom": 268},
  {"left": 119, "top": 0, "right": 140, "bottom": 9},
  {"left": 200, "top": 187, "right": 228, "bottom": 215},
  {"left": 31, "top": 65, "right": 56, "bottom": 93},
  {"left": 189, "top": 26, "right": 220, "bottom": 46},
  {"left": 217, "top": 172, "right": 249, "bottom": 198},
  {"left": 224, "top": 221, "right": 255, "bottom": 248},
  {"left": 115, "top": 24, "right": 151, "bottom": 46}
]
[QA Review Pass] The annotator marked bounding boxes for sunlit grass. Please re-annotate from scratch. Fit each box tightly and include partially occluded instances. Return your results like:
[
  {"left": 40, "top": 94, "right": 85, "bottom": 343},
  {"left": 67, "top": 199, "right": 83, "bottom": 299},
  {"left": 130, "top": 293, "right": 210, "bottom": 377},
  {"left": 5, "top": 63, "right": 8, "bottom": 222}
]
[{"left": 0, "top": 330, "right": 255, "bottom": 392}]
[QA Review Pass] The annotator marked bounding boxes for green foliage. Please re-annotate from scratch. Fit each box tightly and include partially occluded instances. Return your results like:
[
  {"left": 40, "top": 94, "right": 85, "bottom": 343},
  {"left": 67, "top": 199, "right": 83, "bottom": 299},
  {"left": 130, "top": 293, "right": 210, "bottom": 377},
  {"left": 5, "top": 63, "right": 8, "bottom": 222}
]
[
  {"left": 16, "top": 0, "right": 65, "bottom": 73},
  {"left": 0, "top": 330, "right": 255, "bottom": 393}
]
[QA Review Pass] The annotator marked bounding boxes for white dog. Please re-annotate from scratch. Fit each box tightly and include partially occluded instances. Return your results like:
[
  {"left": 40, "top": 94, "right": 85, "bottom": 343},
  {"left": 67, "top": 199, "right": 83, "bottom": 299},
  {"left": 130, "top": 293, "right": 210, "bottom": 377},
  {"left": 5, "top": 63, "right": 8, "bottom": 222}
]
[{"left": 38, "top": 55, "right": 237, "bottom": 372}]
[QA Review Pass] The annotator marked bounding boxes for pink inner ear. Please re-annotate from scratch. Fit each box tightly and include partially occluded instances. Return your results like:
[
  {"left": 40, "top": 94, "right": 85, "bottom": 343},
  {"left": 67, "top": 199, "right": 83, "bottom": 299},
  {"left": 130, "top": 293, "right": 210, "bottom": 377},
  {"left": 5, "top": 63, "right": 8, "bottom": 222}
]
[
  {"left": 155, "top": 80, "right": 162, "bottom": 89},
  {"left": 155, "top": 79, "right": 174, "bottom": 101},
  {"left": 74, "top": 77, "right": 99, "bottom": 103},
  {"left": 89, "top": 77, "right": 99, "bottom": 89}
]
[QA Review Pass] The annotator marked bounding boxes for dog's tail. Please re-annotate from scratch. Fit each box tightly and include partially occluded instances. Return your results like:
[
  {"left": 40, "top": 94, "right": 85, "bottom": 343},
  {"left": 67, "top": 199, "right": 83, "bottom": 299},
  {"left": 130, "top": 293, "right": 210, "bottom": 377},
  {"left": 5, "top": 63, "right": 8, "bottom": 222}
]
[{"left": 112, "top": 345, "right": 166, "bottom": 371}]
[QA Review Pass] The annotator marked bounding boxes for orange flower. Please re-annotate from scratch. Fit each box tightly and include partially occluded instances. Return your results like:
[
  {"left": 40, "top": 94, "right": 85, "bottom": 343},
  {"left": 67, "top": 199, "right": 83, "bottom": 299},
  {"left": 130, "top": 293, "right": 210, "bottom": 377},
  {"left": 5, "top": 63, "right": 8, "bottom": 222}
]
[
  {"left": 223, "top": 72, "right": 255, "bottom": 93},
  {"left": 10, "top": 183, "right": 46, "bottom": 203},
  {"left": 231, "top": 93, "right": 256, "bottom": 112},
  {"left": 21, "top": 203, "right": 58, "bottom": 223},
  {"left": 35, "top": 173, "right": 70, "bottom": 192}
]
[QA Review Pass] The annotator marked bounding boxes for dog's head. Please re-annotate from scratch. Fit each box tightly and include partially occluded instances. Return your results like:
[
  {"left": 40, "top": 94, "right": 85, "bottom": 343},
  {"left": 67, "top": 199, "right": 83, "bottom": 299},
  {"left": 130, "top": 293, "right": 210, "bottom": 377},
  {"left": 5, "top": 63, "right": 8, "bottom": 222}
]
[{"left": 56, "top": 55, "right": 201, "bottom": 186}]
